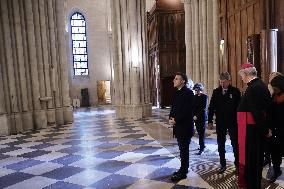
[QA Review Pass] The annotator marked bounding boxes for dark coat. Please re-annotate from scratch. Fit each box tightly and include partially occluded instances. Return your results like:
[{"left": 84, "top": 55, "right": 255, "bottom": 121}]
[
  {"left": 169, "top": 86, "right": 194, "bottom": 138},
  {"left": 193, "top": 93, "right": 208, "bottom": 122},
  {"left": 208, "top": 85, "right": 241, "bottom": 126},
  {"left": 271, "top": 93, "right": 284, "bottom": 155}
]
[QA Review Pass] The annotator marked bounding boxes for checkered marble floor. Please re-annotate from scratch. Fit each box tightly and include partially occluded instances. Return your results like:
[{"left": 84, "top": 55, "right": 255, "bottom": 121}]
[{"left": 0, "top": 107, "right": 283, "bottom": 189}]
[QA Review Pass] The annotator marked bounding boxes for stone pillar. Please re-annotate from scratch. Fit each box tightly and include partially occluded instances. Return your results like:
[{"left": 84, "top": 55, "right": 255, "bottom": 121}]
[
  {"left": 111, "top": 0, "right": 151, "bottom": 119},
  {"left": 19, "top": 0, "right": 34, "bottom": 130},
  {"left": 193, "top": 0, "right": 200, "bottom": 82},
  {"left": 24, "top": 0, "right": 47, "bottom": 129},
  {"left": 47, "top": 0, "right": 64, "bottom": 125},
  {"left": 206, "top": 0, "right": 214, "bottom": 94},
  {"left": 184, "top": 1, "right": 193, "bottom": 79},
  {"left": 55, "top": 0, "right": 73, "bottom": 124},
  {"left": 39, "top": 0, "right": 55, "bottom": 125},
  {"left": 212, "top": 0, "right": 219, "bottom": 88},
  {"left": 1, "top": 0, "right": 24, "bottom": 133},
  {"left": 183, "top": 0, "right": 219, "bottom": 97},
  {"left": 201, "top": 0, "right": 208, "bottom": 85},
  {"left": 11, "top": 0, "right": 32, "bottom": 131},
  {"left": 32, "top": 0, "right": 47, "bottom": 122},
  {"left": 0, "top": 8, "right": 10, "bottom": 134}
]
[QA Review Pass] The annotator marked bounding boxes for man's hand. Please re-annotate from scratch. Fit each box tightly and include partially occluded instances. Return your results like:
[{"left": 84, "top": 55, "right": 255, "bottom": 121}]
[
  {"left": 169, "top": 117, "right": 176, "bottom": 125},
  {"left": 193, "top": 116, "right": 197, "bottom": 121},
  {"left": 266, "top": 129, "right": 272, "bottom": 138},
  {"left": 207, "top": 122, "right": 213, "bottom": 130}
]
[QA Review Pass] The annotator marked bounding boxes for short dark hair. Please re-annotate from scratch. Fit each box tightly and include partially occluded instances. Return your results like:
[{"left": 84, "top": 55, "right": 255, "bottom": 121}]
[
  {"left": 271, "top": 75, "right": 284, "bottom": 93},
  {"left": 175, "top": 72, "right": 188, "bottom": 84},
  {"left": 219, "top": 72, "right": 231, "bottom": 80},
  {"left": 193, "top": 83, "right": 204, "bottom": 91}
]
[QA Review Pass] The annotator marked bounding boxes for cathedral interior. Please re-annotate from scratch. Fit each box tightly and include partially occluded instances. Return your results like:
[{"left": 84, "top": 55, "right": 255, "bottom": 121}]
[{"left": 0, "top": 0, "right": 283, "bottom": 188}]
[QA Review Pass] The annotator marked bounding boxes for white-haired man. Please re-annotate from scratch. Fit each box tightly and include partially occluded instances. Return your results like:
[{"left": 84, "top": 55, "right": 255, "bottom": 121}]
[{"left": 237, "top": 63, "right": 272, "bottom": 189}]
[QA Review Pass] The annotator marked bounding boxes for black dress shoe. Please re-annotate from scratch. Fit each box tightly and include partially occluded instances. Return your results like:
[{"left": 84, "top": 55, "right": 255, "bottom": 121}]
[
  {"left": 196, "top": 149, "right": 204, "bottom": 155},
  {"left": 269, "top": 170, "right": 282, "bottom": 183},
  {"left": 234, "top": 166, "right": 239, "bottom": 174},
  {"left": 170, "top": 172, "right": 187, "bottom": 182},
  {"left": 171, "top": 171, "right": 179, "bottom": 176},
  {"left": 218, "top": 166, "right": 226, "bottom": 174},
  {"left": 263, "top": 158, "right": 271, "bottom": 167}
]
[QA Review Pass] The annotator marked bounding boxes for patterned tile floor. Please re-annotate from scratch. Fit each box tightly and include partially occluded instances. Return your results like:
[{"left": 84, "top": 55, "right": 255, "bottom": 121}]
[{"left": 0, "top": 107, "right": 283, "bottom": 189}]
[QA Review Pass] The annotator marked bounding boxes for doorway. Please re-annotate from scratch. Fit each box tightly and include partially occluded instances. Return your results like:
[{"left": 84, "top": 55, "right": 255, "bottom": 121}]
[{"left": 97, "top": 80, "right": 111, "bottom": 105}]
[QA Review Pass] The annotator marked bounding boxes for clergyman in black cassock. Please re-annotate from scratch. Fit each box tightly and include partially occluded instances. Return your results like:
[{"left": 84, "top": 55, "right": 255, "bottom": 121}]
[{"left": 237, "top": 63, "right": 272, "bottom": 189}]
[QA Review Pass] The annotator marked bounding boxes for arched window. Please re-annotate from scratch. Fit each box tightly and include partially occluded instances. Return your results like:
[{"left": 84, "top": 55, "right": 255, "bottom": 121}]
[{"left": 70, "top": 12, "right": 88, "bottom": 75}]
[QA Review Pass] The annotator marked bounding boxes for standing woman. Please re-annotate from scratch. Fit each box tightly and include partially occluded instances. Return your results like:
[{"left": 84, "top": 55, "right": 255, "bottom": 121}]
[
  {"left": 269, "top": 75, "right": 284, "bottom": 183},
  {"left": 193, "top": 83, "right": 208, "bottom": 155}
]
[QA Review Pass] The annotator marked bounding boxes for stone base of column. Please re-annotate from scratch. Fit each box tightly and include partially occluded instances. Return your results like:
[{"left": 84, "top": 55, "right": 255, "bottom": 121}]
[
  {"left": 34, "top": 110, "right": 47, "bottom": 129},
  {"left": 0, "top": 114, "right": 10, "bottom": 135},
  {"left": 142, "top": 103, "right": 152, "bottom": 117},
  {"left": 10, "top": 113, "right": 24, "bottom": 134},
  {"left": 116, "top": 104, "right": 152, "bottom": 119},
  {"left": 22, "top": 111, "right": 33, "bottom": 131},
  {"left": 46, "top": 109, "right": 56, "bottom": 125},
  {"left": 63, "top": 106, "right": 73, "bottom": 124},
  {"left": 55, "top": 108, "right": 64, "bottom": 125}
]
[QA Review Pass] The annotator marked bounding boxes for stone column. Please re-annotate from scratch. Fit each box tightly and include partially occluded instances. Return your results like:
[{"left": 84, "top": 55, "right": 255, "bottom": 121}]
[
  {"left": 201, "top": 0, "right": 208, "bottom": 86},
  {"left": 193, "top": 0, "right": 200, "bottom": 82},
  {"left": 38, "top": 0, "right": 55, "bottom": 125},
  {"left": 32, "top": 0, "right": 47, "bottom": 120},
  {"left": 19, "top": 0, "right": 33, "bottom": 112},
  {"left": 47, "top": 0, "right": 64, "bottom": 125},
  {"left": 207, "top": 0, "right": 214, "bottom": 95},
  {"left": 111, "top": 0, "right": 151, "bottom": 119},
  {"left": 183, "top": 0, "right": 219, "bottom": 97},
  {"left": 11, "top": 0, "right": 32, "bottom": 131},
  {"left": 184, "top": 1, "right": 193, "bottom": 79},
  {"left": 212, "top": 0, "right": 219, "bottom": 88},
  {"left": 0, "top": 0, "right": 23, "bottom": 133},
  {"left": 0, "top": 8, "right": 10, "bottom": 134},
  {"left": 56, "top": 0, "right": 73, "bottom": 124},
  {"left": 24, "top": 0, "right": 47, "bottom": 129}
]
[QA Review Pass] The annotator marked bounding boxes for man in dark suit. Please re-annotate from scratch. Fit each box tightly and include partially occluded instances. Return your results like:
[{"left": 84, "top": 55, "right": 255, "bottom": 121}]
[
  {"left": 169, "top": 72, "right": 194, "bottom": 181},
  {"left": 208, "top": 72, "right": 241, "bottom": 174}
]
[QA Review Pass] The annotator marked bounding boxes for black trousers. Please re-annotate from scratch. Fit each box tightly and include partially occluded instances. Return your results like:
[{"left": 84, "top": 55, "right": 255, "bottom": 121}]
[
  {"left": 177, "top": 137, "right": 191, "bottom": 174},
  {"left": 216, "top": 124, "right": 238, "bottom": 167},
  {"left": 271, "top": 136, "right": 282, "bottom": 173},
  {"left": 195, "top": 119, "right": 205, "bottom": 149}
]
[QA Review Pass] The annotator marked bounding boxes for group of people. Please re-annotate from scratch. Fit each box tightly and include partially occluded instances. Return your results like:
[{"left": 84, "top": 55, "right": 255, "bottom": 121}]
[{"left": 168, "top": 63, "right": 284, "bottom": 189}]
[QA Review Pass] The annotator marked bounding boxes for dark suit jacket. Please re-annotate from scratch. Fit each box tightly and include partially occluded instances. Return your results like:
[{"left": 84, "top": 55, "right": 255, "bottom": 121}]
[
  {"left": 208, "top": 85, "right": 241, "bottom": 126},
  {"left": 169, "top": 86, "right": 194, "bottom": 138}
]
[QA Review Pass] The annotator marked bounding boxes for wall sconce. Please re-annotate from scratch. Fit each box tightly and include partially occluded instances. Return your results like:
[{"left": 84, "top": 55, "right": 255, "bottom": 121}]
[
  {"left": 131, "top": 47, "right": 140, "bottom": 68},
  {"left": 220, "top": 39, "right": 225, "bottom": 56}
]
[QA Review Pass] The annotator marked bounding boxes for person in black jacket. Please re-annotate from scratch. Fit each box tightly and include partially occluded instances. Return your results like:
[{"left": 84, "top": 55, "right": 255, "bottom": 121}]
[
  {"left": 268, "top": 75, "right": 284, "bottom": 183},
  {"left": 169, "top": 72, "right": 194, "bottom": 182},
  {"left": 193, "top": 83, "right": 208, "bottom": 155},
  {"left": 207, "top": 72, "right": 241, "bottom": 174}
]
